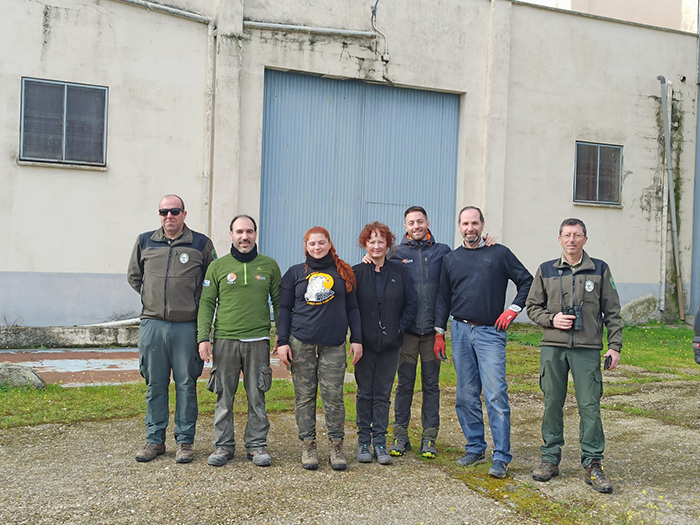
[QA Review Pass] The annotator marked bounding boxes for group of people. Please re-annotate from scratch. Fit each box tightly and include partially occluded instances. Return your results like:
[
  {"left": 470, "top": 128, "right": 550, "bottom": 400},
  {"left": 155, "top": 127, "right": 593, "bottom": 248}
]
[{"left": 127, "top": 194, "right": 623, "bottom": 494}]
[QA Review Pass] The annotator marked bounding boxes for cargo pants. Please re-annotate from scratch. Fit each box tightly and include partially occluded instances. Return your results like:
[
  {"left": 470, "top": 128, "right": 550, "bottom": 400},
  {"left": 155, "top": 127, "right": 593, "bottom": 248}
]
[
  {"left": 207, "top": 339, "right": 272, "bottom": 454},
  {"left": 138, "top": 319, "right": 203, "bottom": 445},
  {"left": 539, "top": 345, "right": 605, "bottom": 467},
  {"left": 289, "top": 335, "right": 347, "bottom": 441}
]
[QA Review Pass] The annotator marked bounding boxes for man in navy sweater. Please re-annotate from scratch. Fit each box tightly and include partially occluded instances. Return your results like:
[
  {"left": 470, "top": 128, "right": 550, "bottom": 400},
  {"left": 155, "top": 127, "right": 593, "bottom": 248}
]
[{"left": 434, "top": 206, "right": 532, "bottom": 478}]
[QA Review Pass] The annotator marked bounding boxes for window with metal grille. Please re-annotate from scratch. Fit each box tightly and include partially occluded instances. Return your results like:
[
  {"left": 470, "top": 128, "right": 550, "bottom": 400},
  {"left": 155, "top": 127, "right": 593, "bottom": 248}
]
[
  {"left": 20, "top": 78, "right": 108, "bottom": 166},
  {"left": 574, "top": 142, "right": 622, "bottom": 205}
]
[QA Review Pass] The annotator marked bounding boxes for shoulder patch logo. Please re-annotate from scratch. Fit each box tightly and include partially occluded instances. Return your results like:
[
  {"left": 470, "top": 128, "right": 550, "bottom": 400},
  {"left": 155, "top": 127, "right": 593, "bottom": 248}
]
[
  {"left": 180, "top": 253, "right": 189, "bottom": 264},
  {"left": 610, "top": 277, "right": 616, "bottom": 290},
  {"left": 203, "top": 279, "right": 211, "bottom": 287},
  {"left": 227, "top": 273, "right": 237, "bottom": 284},
  {"left": 585, "top": 280, "right": 594, "bottom": 292}
]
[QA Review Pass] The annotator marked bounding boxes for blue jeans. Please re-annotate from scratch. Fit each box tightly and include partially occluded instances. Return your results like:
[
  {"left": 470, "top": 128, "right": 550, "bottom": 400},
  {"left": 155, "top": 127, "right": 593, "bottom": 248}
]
[{"left": 451, "top": 320, "right": 511, "bottom": 464}]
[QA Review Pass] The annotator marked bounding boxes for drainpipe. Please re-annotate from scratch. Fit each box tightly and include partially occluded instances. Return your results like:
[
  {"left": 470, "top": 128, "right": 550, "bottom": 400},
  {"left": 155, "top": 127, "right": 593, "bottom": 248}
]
[
  {"left": 691, "top": 6, "right": 700, "bottom": 317},
  {"left": 243, "top": 21, "right": 377, "bottom": 39},
  {"left": 658, "top": 76, "right": 685, "bottom": 320},
  {"left": 109, "top": 0, "right": 216, "bottom": 236}
]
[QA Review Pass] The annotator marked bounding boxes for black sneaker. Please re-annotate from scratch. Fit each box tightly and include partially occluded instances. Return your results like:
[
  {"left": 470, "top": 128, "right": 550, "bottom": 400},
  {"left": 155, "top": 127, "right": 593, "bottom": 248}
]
[
  {"left": 374, "top": 445, "right": 393, "bottom": 465},
  {"left": 456, "top": 451, "right": 486, "bottom": 467},
  {"left": 357, "top": 444, "right": 372, "bottom": 463}
]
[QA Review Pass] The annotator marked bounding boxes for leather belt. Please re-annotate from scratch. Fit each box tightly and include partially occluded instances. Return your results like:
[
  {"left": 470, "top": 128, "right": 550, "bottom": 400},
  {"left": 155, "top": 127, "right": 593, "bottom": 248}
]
[{"left": 454, "top": 317, "right": 487, "bottom": 326}]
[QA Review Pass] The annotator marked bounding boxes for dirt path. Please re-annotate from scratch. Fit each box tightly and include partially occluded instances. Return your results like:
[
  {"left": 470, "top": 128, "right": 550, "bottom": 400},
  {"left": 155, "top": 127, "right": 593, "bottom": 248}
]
[{"left": 2, "top": 370, "right": 700, "bottom": 524}]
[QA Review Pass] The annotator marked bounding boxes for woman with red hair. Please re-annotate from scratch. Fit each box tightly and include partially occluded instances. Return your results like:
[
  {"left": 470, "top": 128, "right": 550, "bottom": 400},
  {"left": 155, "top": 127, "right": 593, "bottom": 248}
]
[
  {"left": 352, "top": 222, "right": 417, "bottom": 465},
  {"left": 277, "top": 227, "right": 363, "bottom": 471}
]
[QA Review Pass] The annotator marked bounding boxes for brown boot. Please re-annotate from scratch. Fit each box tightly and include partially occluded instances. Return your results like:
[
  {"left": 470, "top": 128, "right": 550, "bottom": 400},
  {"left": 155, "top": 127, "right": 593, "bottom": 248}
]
[
  {"left": 176, "top": 443, "right": 194, "bottom": 464},
  {"left": 135, "top": 443, "right": 166, "bottom": 462},
  {"left": 329, "top": 439, "right": 347, "bottom": 471},
  {"left": 532, "top": 460, "right": 560, "bottom": 482},
  {"left": 301, "top": 438, "right": 318, "bottom": 470},
  {"left": 584, "top": 460, "right": 613, "bottom": 493}
]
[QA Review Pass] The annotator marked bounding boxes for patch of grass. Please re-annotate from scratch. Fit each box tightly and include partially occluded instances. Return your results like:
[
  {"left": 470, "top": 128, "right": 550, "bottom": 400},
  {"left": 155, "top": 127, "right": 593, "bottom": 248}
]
[{"left": 424, "top": 446, "right": 591, "bottom": 525}]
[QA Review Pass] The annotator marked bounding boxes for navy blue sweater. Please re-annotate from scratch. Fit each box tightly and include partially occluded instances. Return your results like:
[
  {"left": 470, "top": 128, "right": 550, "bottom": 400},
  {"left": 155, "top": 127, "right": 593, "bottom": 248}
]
[
  {"left": 434, "top": 244, "right": 533, "bottom": 328},
  {"left": 277, "top": 262, "right": 361, "bottom": 347}
]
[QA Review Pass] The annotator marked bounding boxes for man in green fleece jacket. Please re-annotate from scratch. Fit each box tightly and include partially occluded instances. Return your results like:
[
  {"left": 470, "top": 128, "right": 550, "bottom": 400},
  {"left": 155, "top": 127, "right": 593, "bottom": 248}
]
[{"left": 197, "top": 215, "right": 281, "bottom": 467}]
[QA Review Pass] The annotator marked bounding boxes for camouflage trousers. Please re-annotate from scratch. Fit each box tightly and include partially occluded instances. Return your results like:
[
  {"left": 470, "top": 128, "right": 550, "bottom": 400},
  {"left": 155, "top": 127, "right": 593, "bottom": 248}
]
[{"left": 289, "top": 335, "right": 347, "bottom": 441}]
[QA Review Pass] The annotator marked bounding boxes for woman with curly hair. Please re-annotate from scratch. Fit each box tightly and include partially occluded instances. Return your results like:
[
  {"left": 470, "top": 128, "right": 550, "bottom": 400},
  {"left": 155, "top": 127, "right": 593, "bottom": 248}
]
[
  {"left": 352, "top": 222, "right": 417, "bottom": 465},
  {"left": 277, "top": 226, "right": 363, "bottom": 471}
]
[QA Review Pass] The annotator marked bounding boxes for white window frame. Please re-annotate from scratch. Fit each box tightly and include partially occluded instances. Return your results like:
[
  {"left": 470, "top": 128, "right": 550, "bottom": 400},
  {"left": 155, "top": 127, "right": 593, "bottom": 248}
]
[{"left": 20, "top": 77, "right": 109, "bottom": 167}]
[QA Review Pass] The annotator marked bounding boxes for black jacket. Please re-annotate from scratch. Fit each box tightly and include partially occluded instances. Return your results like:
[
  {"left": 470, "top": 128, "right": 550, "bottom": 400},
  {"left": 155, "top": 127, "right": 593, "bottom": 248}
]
[
  {"left": 353, "top": 260, "right": 417, "bottom": 352},
  {"left": 389, "top": 231, "right": 451, "bottom": 336}
]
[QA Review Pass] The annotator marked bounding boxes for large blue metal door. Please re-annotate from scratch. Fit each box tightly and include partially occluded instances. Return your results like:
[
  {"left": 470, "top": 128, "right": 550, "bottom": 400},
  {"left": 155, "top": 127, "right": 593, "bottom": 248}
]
[{"left": 260, "top": 70, "right": 460, "bottom": 273}]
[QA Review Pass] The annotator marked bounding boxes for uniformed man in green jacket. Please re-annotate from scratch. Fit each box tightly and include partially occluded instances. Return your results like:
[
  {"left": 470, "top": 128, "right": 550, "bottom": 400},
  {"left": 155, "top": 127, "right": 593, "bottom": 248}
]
[
  {"left": 526, "top": 218, "right": 622, "bottom": 494},
  {"left": 128, "top": 194, "right": 216, "bottom": 464},
  {"left": 197, "top": 215, "right": 282, "bottom": 467}
]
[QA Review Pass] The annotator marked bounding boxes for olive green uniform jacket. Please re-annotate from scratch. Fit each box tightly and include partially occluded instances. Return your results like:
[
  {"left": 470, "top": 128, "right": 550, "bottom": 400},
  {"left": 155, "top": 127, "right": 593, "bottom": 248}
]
[
  {"left": 127, "top": 225, "right": 217, "bottom": 323},
  {"left": 526, "top": 251, "right": 622, "bottom": 351}
]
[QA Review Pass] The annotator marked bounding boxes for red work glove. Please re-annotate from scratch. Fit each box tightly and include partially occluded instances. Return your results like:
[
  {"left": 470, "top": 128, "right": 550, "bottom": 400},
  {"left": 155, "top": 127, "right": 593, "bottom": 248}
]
[
  {"left": 495, "top": 309, "right": 518, "bottom": 331},
  {"left": 433, "top": 333, "right": 447, "bottom": 362}
]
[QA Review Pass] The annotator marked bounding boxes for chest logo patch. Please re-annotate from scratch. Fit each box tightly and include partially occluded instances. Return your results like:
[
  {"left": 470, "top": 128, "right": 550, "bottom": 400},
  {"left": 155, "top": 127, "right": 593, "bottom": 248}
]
[
  {"left": 203, "top": 279, "right": 211, "bottom": 287},
  {"left": 305, "top": 272, "right": 335, "bottom": 304},
  {"left": 585, "top": 280, "right": 594, "bottom": 292},
  {"left": 402, "top": 258, "right": 413, "bottom": 264},
  {"left": 180, "top": 253, "right": 189, "bottom": 264},
  {"left": 227, "top": 273, "right": 237, "bottom": 284},
  {"left": 255, "top": 275, "right": 266, "bottom": 280}
]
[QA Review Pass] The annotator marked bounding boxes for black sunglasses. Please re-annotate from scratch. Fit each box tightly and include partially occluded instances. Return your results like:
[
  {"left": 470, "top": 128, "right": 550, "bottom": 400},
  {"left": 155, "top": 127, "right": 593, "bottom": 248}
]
[{"left": 159, "top": 208, "right": 183, "bottom": 217}]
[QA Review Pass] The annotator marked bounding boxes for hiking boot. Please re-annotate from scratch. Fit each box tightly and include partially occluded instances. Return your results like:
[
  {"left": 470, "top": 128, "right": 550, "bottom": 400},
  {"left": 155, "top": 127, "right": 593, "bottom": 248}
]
[
  {"left": 301, "top": 438, "right": 318, "bottom": 470},
  {"left": 374, "top": 445, "right": 393, "bottom": 465},
  {"left": 357, "top": 443, "right": 372, "bottom": 463},
  {"left": 389, "top": 436, "right": 412, "bottom": 457},
  {"left": 489, "top": 460, "right": 508, "bottom": 479},
  {"left": 420, "top": 439, "right": 437, "bottom": 459},
  {"left": 329, "top": 439, "right": 347, "bottom": 471},
  {"left": 457, "top": 451, "right": 486, "bottom": 467},
  {"left": 208, "top": 447, "right": 234, "bottom": 467},
  {"left": 247, "top": 448, "right": 271, "bottom": 467},
  {"left": 175, "top": 443, "right": 194, "bottom": 464},
  {"left": 584, "top": 460, "right": 613, "bottom": 493},
  {"left": 532, "top": 460, "right": 560, "bottom": 482},
  {"left": 135, "top": 442, "right": 165, "bottom": 462}
]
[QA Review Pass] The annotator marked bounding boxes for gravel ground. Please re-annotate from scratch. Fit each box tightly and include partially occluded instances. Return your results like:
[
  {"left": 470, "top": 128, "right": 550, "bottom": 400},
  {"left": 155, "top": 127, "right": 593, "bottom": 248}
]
[
  {"left": 2, "top": 370, "right": 700, "bottom": 524},
  {"left": 0, "top": 412, "right": 530, "bottom": 525}
]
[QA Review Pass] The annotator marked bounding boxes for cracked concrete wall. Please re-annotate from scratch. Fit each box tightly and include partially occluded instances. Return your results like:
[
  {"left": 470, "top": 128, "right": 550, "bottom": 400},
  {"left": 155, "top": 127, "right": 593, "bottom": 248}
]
[
  {"left": 2, "top": 0, "right": 698, "bottom": 325},
  {"left": 502, "top": 5, "right": 697, "bottom": 316},
  {"left": 1, "top": 0, "right": 209, "bottom": 325}
]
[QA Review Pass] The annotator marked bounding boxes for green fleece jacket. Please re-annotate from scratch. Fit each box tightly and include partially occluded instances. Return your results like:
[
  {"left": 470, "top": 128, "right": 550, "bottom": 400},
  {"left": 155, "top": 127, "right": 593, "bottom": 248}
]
[{"left": 197, "top": 252, "right": 281, "bottom": 341}]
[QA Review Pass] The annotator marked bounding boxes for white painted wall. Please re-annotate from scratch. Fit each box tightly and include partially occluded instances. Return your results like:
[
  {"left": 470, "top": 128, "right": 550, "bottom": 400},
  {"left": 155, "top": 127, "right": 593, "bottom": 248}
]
[
  {"left": 1, "top": 0, "right": 697, "bottom": 325},
  {"left": 503, "top": 5, "right": 697, "bottom": 309}
]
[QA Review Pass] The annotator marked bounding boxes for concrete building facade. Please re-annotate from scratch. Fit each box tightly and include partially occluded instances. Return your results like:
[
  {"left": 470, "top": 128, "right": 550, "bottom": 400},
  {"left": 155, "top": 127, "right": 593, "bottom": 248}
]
[{"left": 1, "top": 0, "right": 698, "bottom": 326}]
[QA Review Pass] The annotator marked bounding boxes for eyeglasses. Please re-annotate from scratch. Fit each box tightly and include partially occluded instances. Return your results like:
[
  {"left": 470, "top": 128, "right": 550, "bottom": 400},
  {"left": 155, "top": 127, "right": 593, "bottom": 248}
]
[
  {"left": 159, "top": 208, "right": 183, "bottom": 217},
  {"left": 560, "top": 233, "right": 585, "bottom": 240}
]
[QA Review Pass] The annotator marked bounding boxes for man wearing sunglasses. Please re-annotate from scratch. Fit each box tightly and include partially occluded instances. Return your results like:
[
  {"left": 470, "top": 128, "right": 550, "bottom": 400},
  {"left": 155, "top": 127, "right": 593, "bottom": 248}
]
[{"left": 128, "top": 194, "right": 217, "bottom": 464}]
